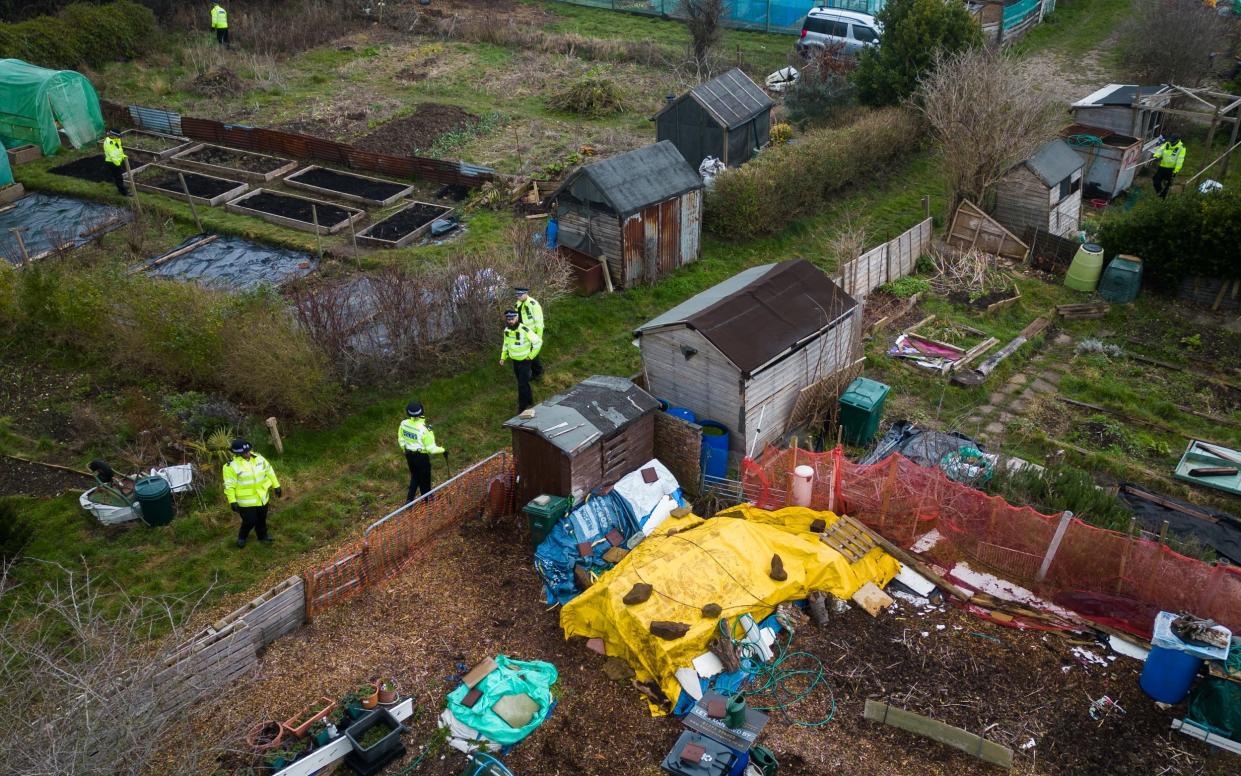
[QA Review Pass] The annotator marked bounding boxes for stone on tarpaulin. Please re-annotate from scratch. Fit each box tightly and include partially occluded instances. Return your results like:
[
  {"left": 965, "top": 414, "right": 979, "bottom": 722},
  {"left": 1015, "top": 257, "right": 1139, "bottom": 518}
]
[
  {"left": 650, "top": 620, "right": 691, "bottom": 640},
  {"left": 602, "top": 656, "right": 635, "bottom": 681},
  {"left": 623, "top": 582, "right": 653, "bottom": 605},
  {"left": 602, "top": 546, "right": 629, "bottom": 564},
  {"left": 586, "top": 637, "right": 606, "bottom": 655},
  {"left": 769, "top": 553, "right": 787, "bottom": 582},
  {"left": 701, "top": 602, "right": 723, "bottom": 619},
  {"left": 810, "top": 518, "right": 827, "bottom": 533}
]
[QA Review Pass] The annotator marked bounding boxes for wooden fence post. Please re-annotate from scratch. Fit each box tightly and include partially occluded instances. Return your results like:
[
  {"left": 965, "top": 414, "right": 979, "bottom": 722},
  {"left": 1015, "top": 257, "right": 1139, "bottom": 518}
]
[{"left": 1036, "top": 510, "right": 1074, "bottom": 582}]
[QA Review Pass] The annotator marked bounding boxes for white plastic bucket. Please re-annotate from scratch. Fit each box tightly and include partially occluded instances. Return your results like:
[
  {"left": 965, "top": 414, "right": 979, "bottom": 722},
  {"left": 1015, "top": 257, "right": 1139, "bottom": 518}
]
[{"left": 791, "top": 465, "right": 815, "bottom": 507}]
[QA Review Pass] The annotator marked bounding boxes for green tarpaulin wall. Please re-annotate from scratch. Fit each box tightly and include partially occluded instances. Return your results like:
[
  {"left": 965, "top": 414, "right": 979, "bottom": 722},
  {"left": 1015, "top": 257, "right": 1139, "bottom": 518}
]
[
  {"left": 0, "top": 59, "right": 105, "bottom": 156},
  {"left": 0, "top": 144, "right": 12, "bottom": 187}
]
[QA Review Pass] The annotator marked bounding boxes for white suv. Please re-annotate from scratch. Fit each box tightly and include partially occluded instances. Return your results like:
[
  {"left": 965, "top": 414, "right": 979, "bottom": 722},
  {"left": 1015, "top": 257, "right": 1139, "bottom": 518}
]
[{"left": 796, "top": 7, "right": 882, "bottom": 58}]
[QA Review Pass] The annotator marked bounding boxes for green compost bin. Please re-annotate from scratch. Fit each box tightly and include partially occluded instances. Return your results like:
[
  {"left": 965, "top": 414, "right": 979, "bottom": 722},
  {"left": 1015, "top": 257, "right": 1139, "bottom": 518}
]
[
  {"left": 133, "top": 475, "right": 174, "bottom": 527},
  {"left": 1098, "top": 254, "right": 1142, "bottom": 303},
  {"left": 838, "top": 377, "right": 890, "bottom": 446},
  {"left": 523, "top": 495, "right": 571, "bottom": 546}
]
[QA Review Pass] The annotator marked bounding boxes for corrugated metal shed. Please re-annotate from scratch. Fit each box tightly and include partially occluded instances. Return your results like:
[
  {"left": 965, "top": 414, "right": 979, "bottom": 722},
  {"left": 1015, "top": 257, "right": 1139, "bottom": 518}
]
[
  {"left": 1025, "top": 139, "right": 1085, "bottom": 187},
  {"left": 635, "top": 259, "right": 858, "bottom": 376},
  {"left": 655, "top": 68, "right": 774, "bottom": 130},
  {"left": 1071, "top": 84, "right": 1168, "bottom": 108},
  {"left": 503, "top": 375, "right": 660, "bottom": 454},
  {"left": 554, "top": 141, "right": 702, "bottom": 217}
]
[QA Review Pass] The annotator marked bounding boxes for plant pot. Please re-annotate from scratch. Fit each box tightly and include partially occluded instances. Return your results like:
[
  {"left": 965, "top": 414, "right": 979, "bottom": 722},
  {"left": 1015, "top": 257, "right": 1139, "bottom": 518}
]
[
  {"left": 345, "top": 708, "right": 405, "bottom": 767},
  {"left": 377, "top": 682, "right": 397, "bottom": 705},
  {"left": 312, "top": 721, "right": 339, "bottom": 748},
  {"left": 359, "top": 683, "right": 379, "bottom": 709},
  {"left": 244, "top": 720, "right": 285, "bottom": 753},
  {"left": 282, "top": 696, "right": 337, "bottom": 739}
]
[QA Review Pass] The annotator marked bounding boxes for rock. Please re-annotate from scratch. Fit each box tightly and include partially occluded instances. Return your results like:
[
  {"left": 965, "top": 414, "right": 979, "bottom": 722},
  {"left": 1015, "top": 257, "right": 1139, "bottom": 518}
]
[
  {"left": 769, "top": 553, "right": 788, "bottom": 582},
  {"left": 573, "top": 564, "right": 592, "bottom": 591},
  {"left": 807, "top": 590, "right": 830, "bottom": 626},
  {"left": 810, "top": 519, "right": 826, "bottom": 533},
  {"left": 623, "top": 583, "right": 653, "bottom": 605},
  {"left": 670, "top": 506, "right": 693, "bottom": 518},
  {"left": 650, "top": 620, "right": 690, "bottom": 640},
  {"left": 701, "top": 603, "right": 723, "bottom": 619},
  {"left": 708, "top": 632, "right": 740, "bottom": 672},
  {"left": 586, "top": 638, "right": 606, "bottom": 656},
  {"left": 602, "top": 656, "right": 635, "bottom": 681},
  {"left": 602, "top": 546, "right": 629, "bottom": 564}
]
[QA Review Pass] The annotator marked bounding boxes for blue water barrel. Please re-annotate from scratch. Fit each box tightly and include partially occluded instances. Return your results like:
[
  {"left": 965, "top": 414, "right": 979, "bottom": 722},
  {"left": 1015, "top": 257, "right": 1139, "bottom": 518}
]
[
  {"left": 699, "top": 420, "right": 731, "bottom": 479},
  {"left": 666, "top": 407, "right": 697, "bottom": 423},
  {"left": 1140, "top": 646, "right": 1202, "bottom": 703},
  {"left": 546, "top": 217, "right": 558, "bottom": 250}
]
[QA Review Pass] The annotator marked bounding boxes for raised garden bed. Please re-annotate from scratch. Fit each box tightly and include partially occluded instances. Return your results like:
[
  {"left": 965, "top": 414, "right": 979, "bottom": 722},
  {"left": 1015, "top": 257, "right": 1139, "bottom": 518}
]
[
  {"left": 6, "top": 144, "right": 41, "bottom": 165},
  {"left": 50, "top": 154, "right": 143, "bottom": 185},
  {"left": 119, "top": 129, "right": 191, "bottom": 163},
  {"left": 356, "top": 201, "right": 452, "bottom": 249},
  {"left": 284, "top": 166, "right": 413, "bottom": 207},
  {"left": 226, "top": 189, "right": 364, "bottom": 235},
  {"left": 171, "top": 143, "right": 298, "bottom": 182},
  {"left": 282, "top": 696, "right": 336, "bottom": 738},
  {"left": 133, "top": 164, "right": 248, "bottom": 206}
]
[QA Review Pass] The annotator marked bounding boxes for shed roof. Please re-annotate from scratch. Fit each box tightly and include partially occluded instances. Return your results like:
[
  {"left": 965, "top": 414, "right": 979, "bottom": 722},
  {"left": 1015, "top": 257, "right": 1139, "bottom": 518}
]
[
  {"left": 654, "top": 68, "right": 774, "bottom": 130},
  {"left": 1071, "top": 84, "right": 1168, "bottom": 108},
  {"left": 1023, "top": 139, "right": 1085, "bottom": 187},
  {"left": 635, "top": 259, "right": 858, "bottom": 376},
  {"left": 553, "top": 141, "right": 702, "bottom": 217},
  {"left": 503, "top": 375, "right": 660, "bottom": 454}
]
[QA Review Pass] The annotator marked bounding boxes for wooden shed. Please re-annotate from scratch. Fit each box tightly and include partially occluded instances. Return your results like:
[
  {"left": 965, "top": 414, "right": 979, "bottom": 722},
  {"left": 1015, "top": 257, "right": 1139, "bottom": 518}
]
[
  {"left": 635, "top": 260, "right": 860, "bottom": 457},
  {"left": 1070, "top": 84, "right": 1172, "bottom": 151},
  {"left": 993, "top": 139, "right": 1085, "bottom": 240},
  {"left": 552, "top": 141, "right": 703, "bottom": 291},
  {"left": 654, "top": 67, "right": 774, "bottom": 171},
  {"left": 504, "top": 375, "right": 660, "bottom": 505}
]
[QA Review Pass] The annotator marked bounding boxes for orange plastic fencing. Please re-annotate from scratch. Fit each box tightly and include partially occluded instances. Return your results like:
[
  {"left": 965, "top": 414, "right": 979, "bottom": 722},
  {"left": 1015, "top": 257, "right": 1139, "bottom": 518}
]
[
  {"left": 303, "top": 451, "right": 516, "bottom": 619},
  {"left": 743, "top": 447, "right": 1241, "bottom": 635}
]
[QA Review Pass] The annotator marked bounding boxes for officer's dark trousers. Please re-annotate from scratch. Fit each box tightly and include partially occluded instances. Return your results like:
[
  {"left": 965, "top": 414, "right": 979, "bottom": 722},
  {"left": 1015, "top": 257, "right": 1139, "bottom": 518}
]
[
  {"left": 238, "top": 505, "right": 269, "bottom": 542},
  {"left": 107, "top": 163, "right": 128, "bottom": 195},
  {"left": 405, "top": 450, "right": 431, "bottom": 504},
  {"left": 513, "top": 359, "right": 534, "bottom": 412},
  {"left": 216, "top": 28, "right": 230, "bottom": 47},
  {"left": 1153, "top": 166, "right": 1174, "bottom": 199}
]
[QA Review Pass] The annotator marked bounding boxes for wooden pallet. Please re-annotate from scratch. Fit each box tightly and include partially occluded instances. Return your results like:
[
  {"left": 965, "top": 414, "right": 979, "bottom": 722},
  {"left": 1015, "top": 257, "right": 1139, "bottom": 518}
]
[
  {"left": 819, "top": 514, "right": 878, "bottom": 563},
  {"left": 1056, "top": 302, "right": 1110, "bottom": 319}
]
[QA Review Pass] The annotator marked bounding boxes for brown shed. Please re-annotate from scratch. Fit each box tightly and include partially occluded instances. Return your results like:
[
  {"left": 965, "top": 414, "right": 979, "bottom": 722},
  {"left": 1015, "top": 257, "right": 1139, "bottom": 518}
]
[
  {"left": 552, "top": 141, "right": 704, "bottom": 290},
  {"left": 993, "top": 139, "right": 1085, "bottom": 240},
  {"left": 504, "top": 375, "right": 661, "bottom": 505}
]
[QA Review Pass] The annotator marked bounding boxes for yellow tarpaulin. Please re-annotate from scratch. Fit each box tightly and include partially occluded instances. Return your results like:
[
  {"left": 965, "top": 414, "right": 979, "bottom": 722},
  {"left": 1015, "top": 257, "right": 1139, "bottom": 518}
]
[{"left": 559, "top": 505, "right": 900, "bottom": 713}]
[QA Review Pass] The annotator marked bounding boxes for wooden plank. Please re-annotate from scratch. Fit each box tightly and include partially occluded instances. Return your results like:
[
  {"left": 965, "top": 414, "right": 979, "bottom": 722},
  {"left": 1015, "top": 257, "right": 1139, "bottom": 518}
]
[
  {"left": 865, "top": 699, "right": 1013, "bottom": 769},
  {"left": 845, "top": 515, "right": 975, "bottom": 603},
  {"left": 134, "top": 235, "right": 219, "bottom": 273},
  {"left": 226, "top": 188, "right": 365, "bottom": 235},
  {"left": 170, "top": 143, "right": 299, "bottom": 182},
  {"left": 949, "top": 337, "right": 1000, "bottom": 373}
]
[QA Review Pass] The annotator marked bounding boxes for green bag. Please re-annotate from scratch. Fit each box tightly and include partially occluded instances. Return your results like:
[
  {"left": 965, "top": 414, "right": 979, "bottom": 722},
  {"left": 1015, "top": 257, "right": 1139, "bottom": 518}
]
[{"left": 446, "top": 655, "right": 558, "bottom": 746}]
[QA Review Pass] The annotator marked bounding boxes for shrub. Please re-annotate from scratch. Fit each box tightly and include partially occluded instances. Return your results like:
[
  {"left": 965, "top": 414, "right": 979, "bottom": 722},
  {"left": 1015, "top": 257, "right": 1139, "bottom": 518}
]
[
  {"left": 1097, "top": 187, "right": 1241, "bottom": 291},
  {"left": 1120, "top": 0, "right": 1230, "bottom": 85},
  {"left": 877, "top": 276, "right": 930, "bottom": 298},
  {"left": 547, "top": 70, "right": 627, "bottom": 118},
  {"left": 0, "top": 2, "right": 157, "bottom": 69},
  {"left": 705, "top": 108, "right": 923, "bottom": 240},
  {"left": 854, "top": 0, "right": 982, "bottom": 107},
  {"left": 784, "top": 45, "right": 856, "bottom": 126},
  {"left": 0, "top": 500, "right": 32, "bottom": 564},
  {"left": 985, "top": 463, "right": 1133, "bottom": 532},
  {"left": 769, "top": 123, "right": 792, "bottom": 146}
]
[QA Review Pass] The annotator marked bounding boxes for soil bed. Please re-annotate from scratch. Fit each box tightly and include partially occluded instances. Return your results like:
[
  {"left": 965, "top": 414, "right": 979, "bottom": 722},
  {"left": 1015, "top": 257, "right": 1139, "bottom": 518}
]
[
  {"left": 178, "top": 145, "right": 291, "bottom": 174},
  {"left": 121, "top": 130, "right": 187, "bottom": 154},
  {"left": 355, "top": 103, "right": 477, "bottom": 156},
  {"left": 234, "top": 191, "right": 354, "bottom": 225},
  {"left": 141, "top": 169, "right": 243, "bottom": 199},
  {"left": 285, "top": 167, "right": 411, "bottom": 204},
  {"left": 364, "top": 203, "right": 448, "bottom": 242},
  {"left": 49, "top": 155, "right": 115, "bottom": 184},
  {"left": 0, "top": 455, "right": 92, "bottom": 498},
  {"left": 950, "top": 287, "right": 1020, "bottom": 310}
]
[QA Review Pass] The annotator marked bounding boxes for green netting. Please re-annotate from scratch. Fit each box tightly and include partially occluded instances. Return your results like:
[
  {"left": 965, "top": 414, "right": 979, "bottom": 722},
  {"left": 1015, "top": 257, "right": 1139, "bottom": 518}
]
[
  {"left": 0, "top": 145, "right": 12, "bottom": 187},
  {"left": 0, "top": 59, "right": 104, "bottom": 156}
]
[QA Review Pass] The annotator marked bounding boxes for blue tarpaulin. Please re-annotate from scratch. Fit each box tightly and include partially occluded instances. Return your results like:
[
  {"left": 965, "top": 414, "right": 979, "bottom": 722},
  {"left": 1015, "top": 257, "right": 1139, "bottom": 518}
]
[{"left": 534, "top": 492, "right": 640, "bottom": 605}]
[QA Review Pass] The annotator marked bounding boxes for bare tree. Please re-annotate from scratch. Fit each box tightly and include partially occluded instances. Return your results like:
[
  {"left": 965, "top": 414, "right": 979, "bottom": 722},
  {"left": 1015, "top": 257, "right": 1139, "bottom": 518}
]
[
  {"left": 1121, "top": 0, "right": 1233, "bottom": 86},
  {"left": 0, "top": 562, "right": 235, "bottom": 776},
  {"left": 912, "top": 46, "right": 1063, "bottom": 216},
  {"left": 681, "top": 0, "right": 726, "bottom": 77}
]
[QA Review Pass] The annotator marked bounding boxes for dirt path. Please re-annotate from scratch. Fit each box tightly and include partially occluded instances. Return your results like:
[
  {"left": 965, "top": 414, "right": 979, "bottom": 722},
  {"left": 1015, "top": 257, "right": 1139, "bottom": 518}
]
[{"left": 1022, "top": 33, "right": 1122, "bottom": 106}]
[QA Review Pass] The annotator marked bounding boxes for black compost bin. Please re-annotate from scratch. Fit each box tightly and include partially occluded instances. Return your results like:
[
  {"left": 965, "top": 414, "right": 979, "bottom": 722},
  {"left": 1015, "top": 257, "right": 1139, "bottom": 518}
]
[{"left": 345, "top": 708, "right": 404, "bottom": 766}]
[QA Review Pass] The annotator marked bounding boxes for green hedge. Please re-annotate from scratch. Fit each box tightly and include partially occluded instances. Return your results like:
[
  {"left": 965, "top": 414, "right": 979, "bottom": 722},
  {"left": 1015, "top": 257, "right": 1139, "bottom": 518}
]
[
  {"left": 0, "top": 1, "right": 156, "bottom": 70},
  {"left": 1097, "top": 187, "right": 1241, "bottom": 290},
  {"left": 704, "top": 108, "right": 923, "bottom": 240},
  {"left": 0, "top": 263, "right": 337, "bottom": 419}
]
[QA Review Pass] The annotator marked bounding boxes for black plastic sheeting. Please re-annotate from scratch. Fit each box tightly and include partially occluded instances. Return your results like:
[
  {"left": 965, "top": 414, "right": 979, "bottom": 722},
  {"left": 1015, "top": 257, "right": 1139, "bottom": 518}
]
[
  {"left": 0, "top": 193, "right": 129, "bottom": 265},
  {"left": 145, "top": 234, "right": 315, "bottom": 289},
  {"left": 859, "top": 420, "right": 985, "bottom": 467},
  {"left": 1118, "top": 483, "right": 1241, "bottom": 564}
]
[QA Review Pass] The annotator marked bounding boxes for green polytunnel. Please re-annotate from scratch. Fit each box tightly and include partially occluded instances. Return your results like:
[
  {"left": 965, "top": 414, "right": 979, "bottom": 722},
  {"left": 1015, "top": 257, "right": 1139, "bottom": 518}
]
[
  {"left": 0, "top": 144, "right": 12, "bottom": 188},
  {"left": 0, "top": 59, "right": 105, "bottom": 156}
]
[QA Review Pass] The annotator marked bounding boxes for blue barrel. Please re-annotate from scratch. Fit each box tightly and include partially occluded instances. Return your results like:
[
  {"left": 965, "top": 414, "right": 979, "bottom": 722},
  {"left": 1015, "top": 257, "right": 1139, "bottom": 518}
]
[
  {"left": 699, "top": 420, "right": 731, "bottom": 479},
  {"left": 666, "top": 407, "right": 697, "bottom": 423},
  {"left": 545, "top": 217, "right": 558, "bottom": 250},
  {"left": 1140, "top": 646, "right": 1202, "bottom": 703}
]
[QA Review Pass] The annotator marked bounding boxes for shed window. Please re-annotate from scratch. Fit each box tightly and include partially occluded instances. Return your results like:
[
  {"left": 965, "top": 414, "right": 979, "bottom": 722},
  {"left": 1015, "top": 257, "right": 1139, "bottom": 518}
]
[{"left": 1057, "top": 176, "right": 1081, "bottom": 200}]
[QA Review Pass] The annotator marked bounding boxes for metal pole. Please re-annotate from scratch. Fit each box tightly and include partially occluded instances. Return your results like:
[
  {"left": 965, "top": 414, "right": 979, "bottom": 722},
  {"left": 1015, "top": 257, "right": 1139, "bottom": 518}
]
[
  {"left": 177, "top": 172, "right": 203, "bottom": 232},
  {"left": 10, "top": 227, "right": 29, "bottom": 267},
  {"left": 347, "top": 216, "right": 360, "bottom": 268},
  {"left": 122, "top": 157, "right": 142, "bottom": 218},
  {"left": 311, "top": 203, "right": 323, "bottom": 261},
  {"left": 1221, "top": 110, "right": 1240, "bottom": 180}
]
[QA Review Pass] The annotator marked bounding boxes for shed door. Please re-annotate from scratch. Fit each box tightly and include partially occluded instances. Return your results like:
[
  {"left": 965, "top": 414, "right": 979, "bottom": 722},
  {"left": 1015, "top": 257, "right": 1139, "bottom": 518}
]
[
  {"left": 658, "top": 198, "right": 679, "bottom": 275},
  {"left": 623, "top": 214, "right": 645, "bottom": 288},
  {"left": 643, "top": 205, "right": 660, "bottom": 283}
]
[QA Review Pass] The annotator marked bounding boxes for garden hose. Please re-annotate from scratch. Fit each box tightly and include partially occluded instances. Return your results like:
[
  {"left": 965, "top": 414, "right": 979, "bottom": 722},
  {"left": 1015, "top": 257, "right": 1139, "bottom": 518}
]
[{"left": 719, "top": 619, "right": 837, "bottom": 728}]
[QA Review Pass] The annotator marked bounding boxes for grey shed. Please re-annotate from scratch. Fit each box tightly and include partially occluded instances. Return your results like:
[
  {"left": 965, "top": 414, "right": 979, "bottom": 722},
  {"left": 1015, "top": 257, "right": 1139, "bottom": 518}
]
[
  {"left": 655, "top": 68, "right": 774, "bottom": 171},
  {"left": 552, "top": 141, "right": 704, "bottom": 290},
  {"left": 993, "top": 139, "right": 1085, "bottom": 240},
  {"left": 504, "top": 375, "right": 660, "bottom": 503},
  {"left": 635, "top": 259, "right": 861, "bottom": 457},
  {"left": 1070, "top": 84, "right": 1172, "bottom": 146}
]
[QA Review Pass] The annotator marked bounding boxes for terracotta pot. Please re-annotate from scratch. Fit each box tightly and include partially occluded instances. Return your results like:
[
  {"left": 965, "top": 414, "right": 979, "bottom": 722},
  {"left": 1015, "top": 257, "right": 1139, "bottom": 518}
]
[
  {"left": 378, "top": 681, "right": 397, "bottom": 705},
  {"left": 281, "top": 695, "right": 337, "bottom": 739},
  {"left": 244, "top": 720, "right": 284, "bottom": 753},
  {"left": 360, "top": 683, "right": 379, "bottom": 709}
]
